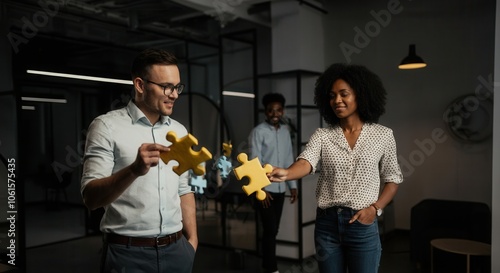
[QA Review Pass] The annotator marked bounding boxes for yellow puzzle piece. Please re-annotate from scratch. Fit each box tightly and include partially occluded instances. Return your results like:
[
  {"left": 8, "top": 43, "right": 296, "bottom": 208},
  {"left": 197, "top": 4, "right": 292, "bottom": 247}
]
[
  {"left": 222, "top": 141, "right": 232, "bottom": 157},
  {"left": 160, "top": 131, "right": 212, "bottom": 176},
  {"left": 233, "top": 153, "right": 272, "bottom": 201}
]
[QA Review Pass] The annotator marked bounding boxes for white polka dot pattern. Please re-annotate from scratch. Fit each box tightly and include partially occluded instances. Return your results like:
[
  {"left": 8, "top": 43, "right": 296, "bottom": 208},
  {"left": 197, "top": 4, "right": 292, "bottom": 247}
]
[{"left": 298, "top": 123, "right": 403, "bottom": 210}]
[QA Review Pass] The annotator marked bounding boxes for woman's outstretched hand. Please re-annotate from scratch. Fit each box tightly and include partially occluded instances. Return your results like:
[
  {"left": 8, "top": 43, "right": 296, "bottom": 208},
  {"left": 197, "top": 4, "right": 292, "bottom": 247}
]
[{"left": 268, "top": 167, "right": 288, "bottom": 182}]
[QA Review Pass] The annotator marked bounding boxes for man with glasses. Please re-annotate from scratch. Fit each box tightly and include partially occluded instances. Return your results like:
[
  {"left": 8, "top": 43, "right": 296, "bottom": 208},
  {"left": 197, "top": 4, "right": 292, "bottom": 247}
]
[{"left": 81, "top": 48, "right": 196, "bottom": 273}]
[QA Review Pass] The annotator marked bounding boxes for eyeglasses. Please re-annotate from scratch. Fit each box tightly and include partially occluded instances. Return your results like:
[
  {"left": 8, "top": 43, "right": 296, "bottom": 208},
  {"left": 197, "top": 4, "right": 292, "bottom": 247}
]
[{"left": 143, "top": 79, "right": 185, "bottom": 95}]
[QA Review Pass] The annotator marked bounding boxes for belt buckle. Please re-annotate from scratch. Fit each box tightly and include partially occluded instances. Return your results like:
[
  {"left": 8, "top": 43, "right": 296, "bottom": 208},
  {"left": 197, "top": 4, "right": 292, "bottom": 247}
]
[
  {"left": 155, "top": 236, "right": 166, "bottom": 247},
  {"left": 155, "top": 233, "right": 176, "bottom": 247}
]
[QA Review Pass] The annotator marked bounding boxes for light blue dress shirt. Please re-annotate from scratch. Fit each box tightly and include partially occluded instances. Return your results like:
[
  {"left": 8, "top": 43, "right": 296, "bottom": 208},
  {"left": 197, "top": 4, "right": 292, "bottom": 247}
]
[
  {"left": 81, "top": 100, "right": 192, "bottom": 237},
  {"left": 248, "top": 122, "right": 297, "bottom": 193}
]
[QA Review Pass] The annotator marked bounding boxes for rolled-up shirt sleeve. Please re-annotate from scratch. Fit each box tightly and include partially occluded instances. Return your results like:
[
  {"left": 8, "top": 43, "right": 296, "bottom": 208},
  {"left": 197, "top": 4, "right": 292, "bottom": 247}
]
[
  {"left": 81, "top": 118, "right": 115, "bottom": 194},
  {"left": 297, "top": 128, "right": 323, "bottom": 174}
]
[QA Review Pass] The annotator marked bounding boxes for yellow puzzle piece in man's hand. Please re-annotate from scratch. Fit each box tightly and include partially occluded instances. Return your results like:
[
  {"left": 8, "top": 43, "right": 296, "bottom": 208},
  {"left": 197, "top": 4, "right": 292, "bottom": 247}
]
[
  {"left": 233, "top": 153, "right": 272, "bottom": 201},
  {"left": 160, "top": 131, "right": 212, "bottom": 176}
]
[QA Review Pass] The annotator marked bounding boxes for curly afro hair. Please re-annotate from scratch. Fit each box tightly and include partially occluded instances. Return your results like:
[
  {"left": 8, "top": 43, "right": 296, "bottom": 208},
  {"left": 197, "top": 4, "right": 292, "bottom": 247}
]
[{"left": 314, "top": 63, "right": 386, "bottom": 126}]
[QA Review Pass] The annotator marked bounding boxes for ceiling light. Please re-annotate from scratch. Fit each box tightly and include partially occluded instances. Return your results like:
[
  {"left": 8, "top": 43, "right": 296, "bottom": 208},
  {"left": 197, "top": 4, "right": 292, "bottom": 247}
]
[
  {"left": 27, "top": 70, "right": 133, "bottom": 85},
  {"left": 22, "top": 96, "right": 67, "bottom": 103},
  {"left": 398, "top": 44, "right": 427, "bottom": 69},
  {"left": 222, "top": 91, "right": 255, "bottom": 99},
  {"left": 22, "top": 106, "right": 36, "bottom": 110}
]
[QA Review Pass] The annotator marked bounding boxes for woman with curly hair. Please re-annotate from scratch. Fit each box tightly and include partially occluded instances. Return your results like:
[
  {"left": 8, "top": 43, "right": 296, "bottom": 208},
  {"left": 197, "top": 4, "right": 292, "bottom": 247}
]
[{"left": 269, "top": 63, "right": 403, "bottom": 273}]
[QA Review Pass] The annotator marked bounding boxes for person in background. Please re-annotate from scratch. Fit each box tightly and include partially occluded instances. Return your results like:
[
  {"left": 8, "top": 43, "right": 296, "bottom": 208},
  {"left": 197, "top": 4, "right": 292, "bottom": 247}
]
[
  {"left": 268, "top": 63, "right": 403, "bottom": 273},
  {"left": 249, "top": 92, "right": 298, "bottom": 273},
  {"left": 81, "top": 48, "right": 197, "bottom": 273}
]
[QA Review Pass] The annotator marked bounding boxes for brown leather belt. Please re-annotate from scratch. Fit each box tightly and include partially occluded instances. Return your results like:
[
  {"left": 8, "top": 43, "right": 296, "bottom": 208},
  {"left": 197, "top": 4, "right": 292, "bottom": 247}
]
[{"left": 105, "top": 231, "right": 183, "bottom": 247}]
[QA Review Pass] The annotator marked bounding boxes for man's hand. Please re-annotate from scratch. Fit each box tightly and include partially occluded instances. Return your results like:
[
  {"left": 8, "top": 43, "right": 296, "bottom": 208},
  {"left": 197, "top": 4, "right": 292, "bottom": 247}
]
[{"left": 130, "top": 143, "right": 169, "bottom": 176}]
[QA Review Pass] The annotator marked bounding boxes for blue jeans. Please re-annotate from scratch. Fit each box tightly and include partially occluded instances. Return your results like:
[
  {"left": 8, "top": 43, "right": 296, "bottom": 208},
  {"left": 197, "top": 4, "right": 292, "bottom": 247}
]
[{"left": 315, "top": 207, "right": 381, "bottom": 273}]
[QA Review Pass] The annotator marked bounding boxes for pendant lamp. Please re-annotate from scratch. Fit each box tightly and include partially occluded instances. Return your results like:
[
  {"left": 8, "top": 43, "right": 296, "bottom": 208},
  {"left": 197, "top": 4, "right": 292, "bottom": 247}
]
[{"left": 398, "top": 44, "right": 427, "bottom": 69}]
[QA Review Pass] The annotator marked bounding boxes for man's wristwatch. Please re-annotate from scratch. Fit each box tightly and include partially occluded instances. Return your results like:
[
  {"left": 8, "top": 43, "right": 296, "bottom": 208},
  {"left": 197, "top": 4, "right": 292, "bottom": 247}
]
[{"left": 371, "top": 204, "right": 383, "bottom": 216}]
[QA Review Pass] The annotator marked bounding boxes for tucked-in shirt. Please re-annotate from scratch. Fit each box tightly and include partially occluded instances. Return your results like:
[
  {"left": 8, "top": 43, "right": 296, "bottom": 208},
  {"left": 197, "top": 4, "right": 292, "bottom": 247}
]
[
  {"left": 249, "top": 122, "right": 297, "bottom": 193},
  {"left": 298, "top": 123, "right": 403, "bottom": 210},
  {"left": 81, "top": 100, "right": 192, "bottom": 237}
]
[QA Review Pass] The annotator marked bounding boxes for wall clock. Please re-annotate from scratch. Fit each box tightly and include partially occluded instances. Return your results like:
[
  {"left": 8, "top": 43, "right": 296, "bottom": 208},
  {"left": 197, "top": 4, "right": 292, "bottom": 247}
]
[{"left": 444, "top": 94, "right": 493, "bottom": 143}]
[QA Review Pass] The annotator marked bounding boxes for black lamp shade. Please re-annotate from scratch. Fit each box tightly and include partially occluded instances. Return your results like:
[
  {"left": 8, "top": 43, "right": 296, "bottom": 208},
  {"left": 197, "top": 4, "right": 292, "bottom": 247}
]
[{"left": 398, "top": 44, "right": 427, "bottom": 69}]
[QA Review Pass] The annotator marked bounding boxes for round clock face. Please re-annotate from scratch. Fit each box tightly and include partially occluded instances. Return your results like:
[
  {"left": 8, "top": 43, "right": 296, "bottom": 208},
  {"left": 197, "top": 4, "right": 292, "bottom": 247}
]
[{"left": 444, "top": 94, "right": 493, "bottom": 143}]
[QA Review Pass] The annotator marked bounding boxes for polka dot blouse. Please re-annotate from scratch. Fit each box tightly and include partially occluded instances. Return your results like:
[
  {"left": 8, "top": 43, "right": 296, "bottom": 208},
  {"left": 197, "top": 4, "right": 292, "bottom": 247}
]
[{"left": 298, "top": 123, "right": 403, "bottom": 210}]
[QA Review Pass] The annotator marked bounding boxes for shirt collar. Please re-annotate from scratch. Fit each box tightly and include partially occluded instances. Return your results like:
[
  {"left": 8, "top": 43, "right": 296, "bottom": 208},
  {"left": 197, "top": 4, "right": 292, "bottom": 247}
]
[
  {"left": 126, "top": 100, "right": 171, "bottom": 126},
  {"left": 264, "top": 120, "right": 281, "bottom": 130}
]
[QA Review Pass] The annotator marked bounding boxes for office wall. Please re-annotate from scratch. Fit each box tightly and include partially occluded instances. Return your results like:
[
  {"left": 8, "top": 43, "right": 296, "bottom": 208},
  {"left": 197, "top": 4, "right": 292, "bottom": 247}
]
[{"left": 323, "top": 0, "right": 495, "bottom": 229}]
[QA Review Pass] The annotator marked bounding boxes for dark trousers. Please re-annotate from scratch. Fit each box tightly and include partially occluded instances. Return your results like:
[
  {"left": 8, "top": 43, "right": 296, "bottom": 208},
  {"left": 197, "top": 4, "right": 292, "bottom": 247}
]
[
  {"left": 100, "top": 235, "right": 195, "bottom": 273},
  {"left": 256, "top": 192, "right": 285, "bottom": 272}
]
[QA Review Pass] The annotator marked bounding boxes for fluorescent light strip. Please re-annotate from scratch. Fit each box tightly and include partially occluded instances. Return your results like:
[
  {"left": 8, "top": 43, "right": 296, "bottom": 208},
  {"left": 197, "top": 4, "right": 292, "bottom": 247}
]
[
  {"left": 27, "top": 69, "right": 133, "bottom": 85},
  {"left": 22, "top": 105, "right": 36, "bottom": 110},
  {"left": 222, "top": 91, "right": 255, "bottom": 99},
  {"left": 22, "top": 96, "right": 67, "bottom": 103}
]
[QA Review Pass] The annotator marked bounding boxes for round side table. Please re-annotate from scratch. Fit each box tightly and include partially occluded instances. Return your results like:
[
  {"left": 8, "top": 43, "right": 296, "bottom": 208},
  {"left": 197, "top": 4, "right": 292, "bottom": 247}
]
[{"left": 430, "top": 238, "right": 491, "bottom": 273}]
